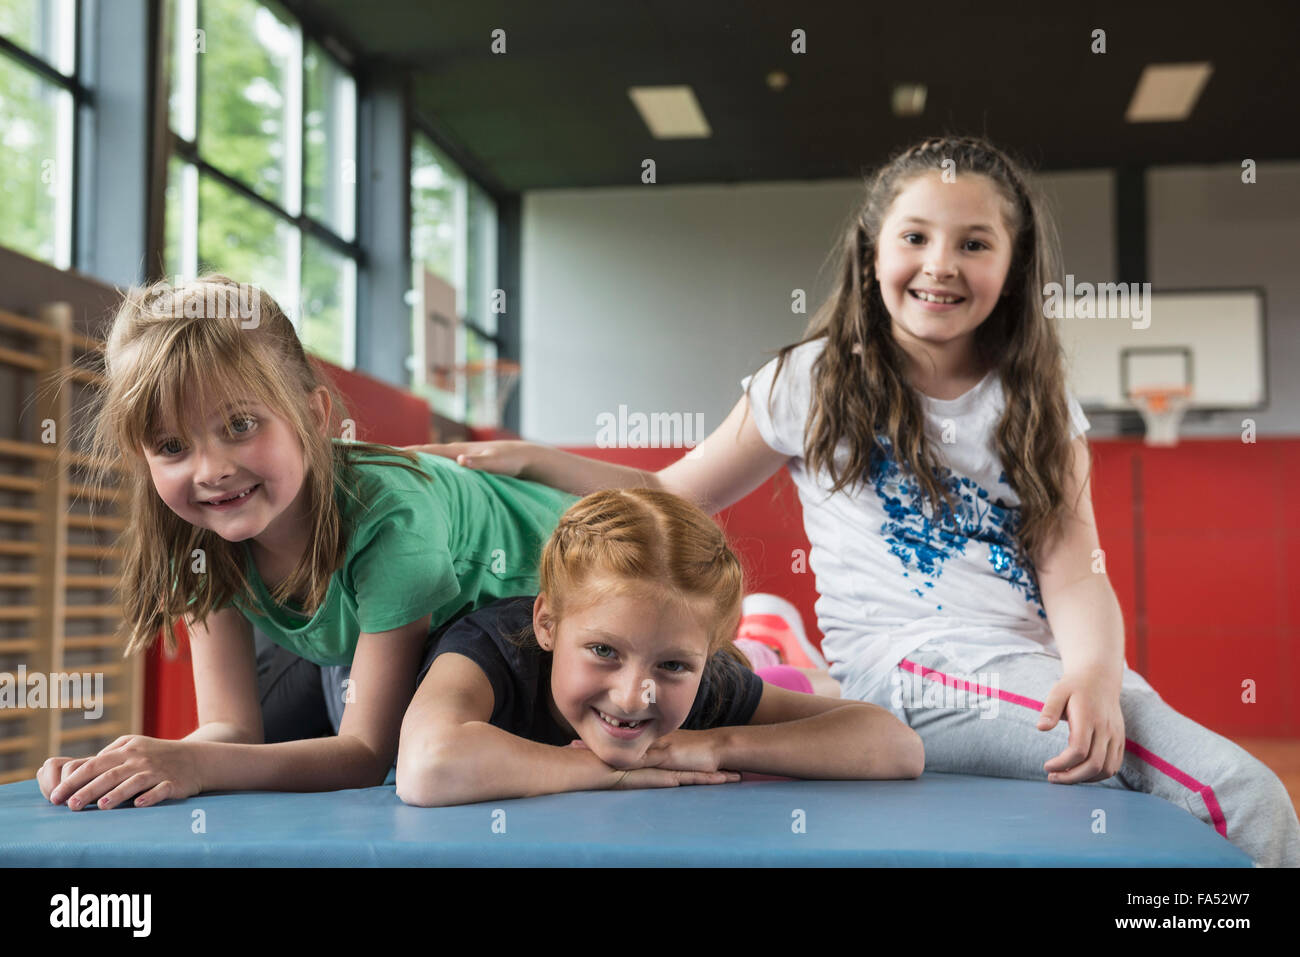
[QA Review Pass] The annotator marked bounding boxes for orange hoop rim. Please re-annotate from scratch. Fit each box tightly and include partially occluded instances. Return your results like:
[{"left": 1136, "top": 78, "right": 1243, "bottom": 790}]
[{"left": 1128, "top": 386, "right": 1192, "bottom": 413}]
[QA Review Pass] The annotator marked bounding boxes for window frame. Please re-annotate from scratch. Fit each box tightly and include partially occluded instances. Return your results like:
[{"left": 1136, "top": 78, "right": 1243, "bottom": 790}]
[
  {"left": 410, "top": 123, "right": 505, "bottom": 424},
  {"left": 157, "top": 0, "right": 362, "bottom": 368},
  {"left": 0, "top": 0, "right": 88, "bottom": 270}
]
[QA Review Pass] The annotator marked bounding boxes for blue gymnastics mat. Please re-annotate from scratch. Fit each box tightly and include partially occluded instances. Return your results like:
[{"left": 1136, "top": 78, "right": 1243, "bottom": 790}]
[{"left": 0, "top": 772, "right": 1251, "bottom": 867}]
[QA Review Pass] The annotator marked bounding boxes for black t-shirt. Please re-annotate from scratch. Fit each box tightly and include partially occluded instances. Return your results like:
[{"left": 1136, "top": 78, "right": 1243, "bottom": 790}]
[{"left": 425, "top": 595, "right": 764, "bottom": 745}]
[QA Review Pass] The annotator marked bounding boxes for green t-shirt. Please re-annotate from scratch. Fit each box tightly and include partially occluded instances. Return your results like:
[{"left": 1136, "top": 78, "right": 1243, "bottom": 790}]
[{"left": 232, "top": 442, "right": 577, "bottom": 666}]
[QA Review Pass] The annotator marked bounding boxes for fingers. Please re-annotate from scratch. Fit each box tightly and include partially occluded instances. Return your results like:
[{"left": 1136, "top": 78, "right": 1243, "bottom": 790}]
[
  {"left": 401, "top": 443, "right": 457, "bottom": 457},
  {"left": 680, "top": 770, "right": 740, "bottom": 785},
  {"left": 87, "top": 772, "right": 156, "bottom": 811},
  {"left": 609, "top": 765, "right": 744, "bottom": 791},
  {"left": 59, "top": 763, "right": 134, "bottom": 811},
  {"left": 1036, "top": 683, "right": 1069, "bottom": 731},
  {"left": 48, "top": 757, "right": 92, "bottom": 804},
  {"left": 1083, "top": 734, "right": 1126, "bottom": 784},
  {"left": 1044, "top": 722, "right": 1094, "bottom": 780},
  {"left": 404, "top": 442, "right": 484, "bottom": 462},
  {"left": 63, "top": 757, "right": 89, "bottom": 778},
  {"left": 1048, "top": 730, "right": 1113, "bottom": 784},
  {"left": 96, "top": 774, "right": 172, "bottom": 810},
  {"left": 51, "top": 752, "right": 132, "bottom": 808},
  {"left": 132, "top": 780, "right": 173, "bottom": 808},
  {"left": 456, "top": 448, "right": 498, "bottom": 467},
  {"left": 37, "top": 758, "right": 72, "bottom": 800}
]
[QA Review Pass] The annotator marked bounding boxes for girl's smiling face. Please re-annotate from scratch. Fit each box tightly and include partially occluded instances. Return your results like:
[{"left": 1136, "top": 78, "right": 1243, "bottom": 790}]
[
  {"left": 142, "top": 388, "right": 328, "bottom": 554},
  {"left": 533, "top": 582, "right": 714, "bottom": 768},
  {"left": 873, "top": 170, "right": 1016, "bottom": 366}
]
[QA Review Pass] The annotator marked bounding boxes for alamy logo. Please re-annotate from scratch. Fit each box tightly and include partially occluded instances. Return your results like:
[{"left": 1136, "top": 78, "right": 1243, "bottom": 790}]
[
  {"left": 890, "top": 667, "right": 1000, "bottom": 718},
  {"left": 49, "top": 887, "right": 151, "bottom": 937},
  {"left": 144, "top": 278, "right": 261, "bottom": 327},
  {"left": 0, "top": 667, "right": 103, "bottom": 719},
  {"left": 595, "top": 406, "right": 706, "bottom": 449},
  {"left": 1042, "top": 276, "right": 1151, "bottom": 329}
]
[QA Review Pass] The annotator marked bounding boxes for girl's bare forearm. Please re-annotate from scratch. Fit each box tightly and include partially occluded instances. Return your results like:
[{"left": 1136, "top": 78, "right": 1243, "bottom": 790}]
[
  {"left": 188, "top": 735, "right": 389, "bottom": 792},
  {"left": 398, "top": 721, "right": 614, "bottom": 807},
  {"left": 524, "top": 444, "right": 662, "bottom": 497},
  {"left": 718, "top": 704, "right": 924, "bottom": 779},
  {"left": 182, "top": 721, "right": 261, "bottom": 745},
  {"left": 1042, "top": 575, "right": 1125, "bottom": 680}
]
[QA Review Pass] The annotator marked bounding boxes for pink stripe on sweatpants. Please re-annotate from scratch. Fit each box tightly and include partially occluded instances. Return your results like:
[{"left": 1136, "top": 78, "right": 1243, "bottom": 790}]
[{"left": 898, "top": 657, "right": 1229, "bottom": 838}]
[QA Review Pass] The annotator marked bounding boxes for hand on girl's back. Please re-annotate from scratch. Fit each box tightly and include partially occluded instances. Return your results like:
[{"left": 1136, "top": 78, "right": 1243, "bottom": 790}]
[{"left": 402, "top": 440, "right": 528, "bottom": 477}]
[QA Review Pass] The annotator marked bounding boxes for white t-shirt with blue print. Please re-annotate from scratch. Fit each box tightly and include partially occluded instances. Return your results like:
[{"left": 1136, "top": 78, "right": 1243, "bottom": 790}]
[{"left": 741, "top": 337, "right": 1154, "bottom": 715}]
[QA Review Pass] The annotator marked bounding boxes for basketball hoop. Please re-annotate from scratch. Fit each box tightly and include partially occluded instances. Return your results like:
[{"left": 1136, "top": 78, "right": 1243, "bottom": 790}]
[
  {"left": 1128, "top": 386, "right": 1192, "bottom": 447},
  {"left": 452, "top": 359, "right": 521, "bottom": 429}
]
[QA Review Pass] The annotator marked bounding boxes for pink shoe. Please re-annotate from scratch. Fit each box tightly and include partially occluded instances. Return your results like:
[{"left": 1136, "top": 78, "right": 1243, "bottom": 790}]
[
  {"left": 737, "top": 593, "right": 827, "bottom": 670},
  {"left": 734, "top": 637, "right": 782, "bottom": 671}
]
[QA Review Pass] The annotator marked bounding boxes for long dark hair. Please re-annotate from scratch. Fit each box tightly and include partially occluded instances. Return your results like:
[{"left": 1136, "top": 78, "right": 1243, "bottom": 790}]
[{"left": 748, "top": 135, "right": 1084, "bottom": 565}]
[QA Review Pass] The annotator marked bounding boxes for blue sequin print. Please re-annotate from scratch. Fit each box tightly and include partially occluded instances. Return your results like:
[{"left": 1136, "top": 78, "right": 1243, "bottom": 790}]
[{"left": 870, "top": 446, "right": 1045, "bottom": 617}]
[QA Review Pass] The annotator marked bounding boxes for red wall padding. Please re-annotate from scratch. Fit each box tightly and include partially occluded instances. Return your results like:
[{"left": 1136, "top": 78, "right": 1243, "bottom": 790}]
[
  {"left": 145, "top": 424, "right": 1300, "bottom": 739},
  {"left": 319, "top": 364, "right": 436, "bottom": 447}
]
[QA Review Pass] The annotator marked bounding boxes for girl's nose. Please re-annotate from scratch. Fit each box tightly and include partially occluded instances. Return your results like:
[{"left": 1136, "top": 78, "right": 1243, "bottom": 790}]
[
  {"left": 924, "top": 259, "right": 957, "bottom": 280},
  {"left": 614, "top": 672, "right": 651, "bottom": 715},
  {"left": 193, "top": 445, "right": 237, "bottom": 486}
]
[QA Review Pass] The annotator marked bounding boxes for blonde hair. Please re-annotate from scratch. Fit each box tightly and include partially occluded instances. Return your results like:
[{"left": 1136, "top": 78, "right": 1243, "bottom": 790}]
[
  {"left": 512, "top": 488, "right": 752, "bottom": 720},
  {"left": 749, "top": 134, "right": 1084, "bottom": 566},
  {"left": 79, "top": 274, "right": 431, "bottom": 656}
]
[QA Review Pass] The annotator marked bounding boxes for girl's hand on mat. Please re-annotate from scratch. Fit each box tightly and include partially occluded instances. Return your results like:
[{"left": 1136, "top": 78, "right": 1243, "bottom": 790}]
[
  {"left": 608, "top": 766, "right": 741, "bottom": 790},
  {"left": 37, "top": 756, "right": 90, "bottom": 802},
  {"left": 566, "top": 739, "right": 739, "bottom": 788},
  {"left": 44, "top": 735, "right": 202, "bottom": 810},
  {"left": 402, "top": 441, "right": 529, "bottom": 477},
  {"left": 1037, "top": 669, "right": 1126, "bottom": 785}
]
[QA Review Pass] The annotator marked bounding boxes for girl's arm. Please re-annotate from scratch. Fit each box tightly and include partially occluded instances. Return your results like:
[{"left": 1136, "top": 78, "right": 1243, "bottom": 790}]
[
  {"left": 39, "top": 607, "right": 264, "bottom": 804},
  {"left": 1032, "top": 437, "right": 1125, "bottom": 679},
  {"left": 183, "top": 606, "right": 264, "bottom": 744},
  {"left": 395, "top": 652, "right": 736, "bottom": 807},
  {"left": 188, "top": 615, "right": 432, "bottom": 792},
  {"left": 689, "top": 686, "right": 925, "bottom": 780},
  {"left": 412, "top": 393, "right": 790, "bottom": 515},
  {"left": 1029, "top": 435, "right": 1127, "bottom": 783},
  {"left": 45, "top": 613, "right": 431, "bottom": 809}
]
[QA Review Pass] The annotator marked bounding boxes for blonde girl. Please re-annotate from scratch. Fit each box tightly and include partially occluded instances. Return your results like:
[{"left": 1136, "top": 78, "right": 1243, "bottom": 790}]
[
  {"left": 396, "top": 488, "right": 923, "bottom": 806},
  {"left": 38, "top": 275, "right": 575, "bottom": 811}
]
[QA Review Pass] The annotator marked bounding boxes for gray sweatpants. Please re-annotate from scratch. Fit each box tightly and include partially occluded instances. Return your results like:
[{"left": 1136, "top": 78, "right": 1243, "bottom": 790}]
[{"left": 887, "top": 640, "right": 1300, "bottom": 867}]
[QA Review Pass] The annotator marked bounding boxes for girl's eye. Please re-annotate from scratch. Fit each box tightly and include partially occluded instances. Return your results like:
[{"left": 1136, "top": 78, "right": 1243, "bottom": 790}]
[
  {"left": 591, "top": 644, "right": 615, "bottom": 660},
  {"left": 155, "top": 437, "right": 183, "bottom": 456},
  {"left": 660, "top": 661, "right": 688, "bottom": 674},
  {"left": 902, "top": 233, "right": 987, "bottom": 252},
  {"left": 227, "top": 414, "right": 257, "bottom": 436}
]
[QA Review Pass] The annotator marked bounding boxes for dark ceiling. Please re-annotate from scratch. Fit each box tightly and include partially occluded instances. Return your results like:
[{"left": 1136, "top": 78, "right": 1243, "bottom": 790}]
[{"left": 292, "top": 0, "right": 1299, "bottom": 194}]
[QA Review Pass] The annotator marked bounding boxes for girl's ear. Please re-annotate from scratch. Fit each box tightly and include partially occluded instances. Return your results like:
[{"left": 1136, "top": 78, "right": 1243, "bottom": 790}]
[
  {"left": 309, "top": 386, "right": 331, "bottom": 434},
  {"left": 533, "top": 594, "right": 555, "bottom": 651}
]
